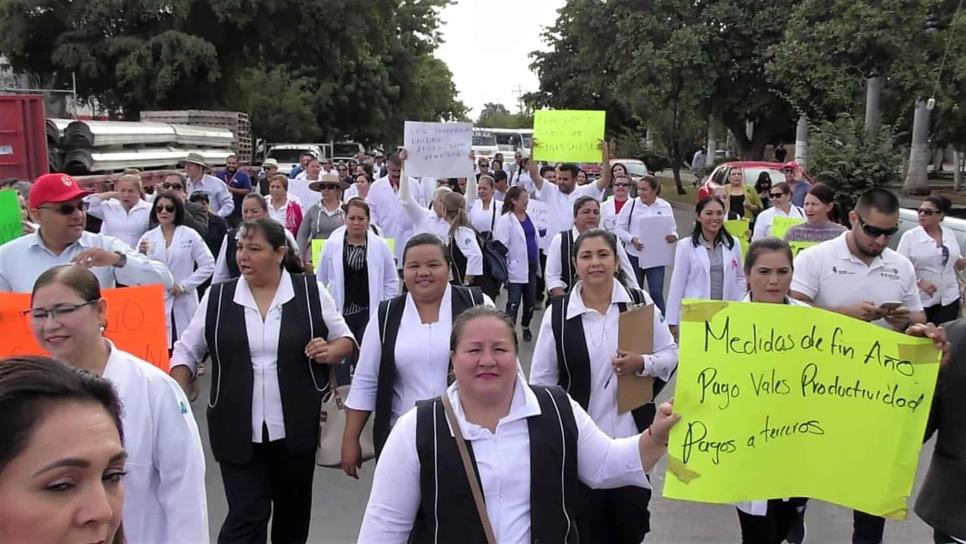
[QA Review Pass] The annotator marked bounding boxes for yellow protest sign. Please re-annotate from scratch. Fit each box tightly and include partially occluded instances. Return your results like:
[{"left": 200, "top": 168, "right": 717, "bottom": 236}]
[
  {"left": 772, "top": 216, "right": 804, "bottom": 240},
  {"left": 663, "top": 300, "right": 940, "bottom": 519},
  {"left": 789, "top": 241, "right": 818, "bottom": 257},
  {"left": 724, "top": 219, "right": 750, "bottom": 257},
  {"left": 532, "top": 110, "right": 605, "bottom": 163}
]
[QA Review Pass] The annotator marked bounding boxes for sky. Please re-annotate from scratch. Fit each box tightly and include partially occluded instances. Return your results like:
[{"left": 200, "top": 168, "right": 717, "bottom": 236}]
[{"left": 434, "top": 0, "right": 565, "bottom": 119}]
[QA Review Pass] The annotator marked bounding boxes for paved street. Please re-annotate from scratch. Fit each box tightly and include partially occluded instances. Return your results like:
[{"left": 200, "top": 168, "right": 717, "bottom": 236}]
[{"left": 192, "top": 202, "right": 939, "bottom": 543}]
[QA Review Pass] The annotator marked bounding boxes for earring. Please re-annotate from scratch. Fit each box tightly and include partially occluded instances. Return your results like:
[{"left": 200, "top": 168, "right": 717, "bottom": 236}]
[{"left": 98, "top": 324, "right": 106, "bottom": 333}]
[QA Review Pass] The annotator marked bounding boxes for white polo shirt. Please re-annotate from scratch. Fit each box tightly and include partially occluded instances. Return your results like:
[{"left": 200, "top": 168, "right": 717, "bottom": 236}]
[{"left": 791, "top": 232, "right": 922, "bottom": 329}]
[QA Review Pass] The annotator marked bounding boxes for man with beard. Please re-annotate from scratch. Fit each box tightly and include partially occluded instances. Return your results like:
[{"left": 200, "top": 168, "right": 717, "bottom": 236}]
[
  {"left": 791, "top": 187, "right": 924, "bottom": 544},
  {"left": 0, "top": 173, "right": 172, "bottom": 292},
  {"left": 216, "top": 153, "right": 253, "bottom": 227}
]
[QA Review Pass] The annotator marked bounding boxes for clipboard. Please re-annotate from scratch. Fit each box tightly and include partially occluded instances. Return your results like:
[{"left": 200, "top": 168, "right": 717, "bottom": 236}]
[{"left": 617, "top": 303, "right": 654, "bottom": 413}]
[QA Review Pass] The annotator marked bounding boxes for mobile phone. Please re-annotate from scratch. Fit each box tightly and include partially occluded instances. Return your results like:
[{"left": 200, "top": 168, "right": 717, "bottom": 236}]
[{"left": 878, "top": 301, "right": 902, "bottom": 313}]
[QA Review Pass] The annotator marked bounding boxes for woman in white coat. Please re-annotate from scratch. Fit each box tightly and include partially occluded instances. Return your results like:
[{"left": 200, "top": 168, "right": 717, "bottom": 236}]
[
  {"left": 494, "top": 186, "right": 540, "bottom": 341},
  {"left": 137, "top": 191, "right": 215, "bottom": 350},
  {"left": 317, "top": 198, "right": 399, "bottom": 346},
  {"left": 398, "top": 156, "right": 483, "bottom": 286},
  {"left": 665, "top": 195, "right": 746, "bottom": 338},
  {"left": 29, "top": 265, "right": 208, "bottom": 544}
]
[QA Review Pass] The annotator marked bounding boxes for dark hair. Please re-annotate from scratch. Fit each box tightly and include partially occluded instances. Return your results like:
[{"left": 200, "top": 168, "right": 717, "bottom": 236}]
[
  {"left": 573, "top": 195, "right": 600, "bottom": 217},
  {"left": 611, "top": 162, "right": 627, "bottom": 177},
  {"left": 744, "top": 238, "right": 794, "bottom": 276},
  {"left": 32, "top": 265, "right": 101, "bottom": 302},
  {"left": 243, "top": 192, "right": 269, "bottom": 212},
  {"left": 755, "top": 172, "right": 773, "bottom": 192},
  {"left": 924, "top": 195, "right": 951, "bottom": 215},
  {"left": 558, "top": 163, "right": 579, "bottom": 178},
  {"left": 691, "top": 196, "right": 735, "bottom": 249},
  {"left": 806, "top": 182, "right": 841, "bottom": 223},
  {"left": 387, "top": 153, "right": 403, "bottom": 168},
  {"left": 188, "top": 190, "right": 209, "bottom": 204},
  {"left": 539, "top": 165, "right": 556, "bottom": 177},
  {"left": 492, "top": 159, "right": 503, "bottom": 170},
  {"left": 501, "top": 186, "right": 527, "bottom": 215},
  {"left": 854, "top": 188, "right": 900, "bottom": 216},
  {"left": 493, "top": 169, "right": 508, "bottom": 184},
  {"left": 343, "top": 197, "right": 370, "bottom": 219},
  {"left": 572, "top": 228, "right": 630, "bottom": 287},
  {"left": 450, "top": 306, "right": 519, "bottom": 354},
  {"left": 354, "top": 172, "right": 372, "bottom": 184},
  {"left": 163, "top": 172, "right": 186, "bottom": 184},
  {"left": 150, "top": 191, "right": 186, "bottom": 226},
  {"left": 238, "top": 218, "right": 302, "bottom": 273},
  {"left": 0, "top": 356, "right": 123, "bottom": 474},
  {"left": 773, "top": 182, "right": 791, "bottom": 195},
  {"left": 402, "top": 232, "right": 449, "bottom": 265},
  {"left": 640, "top": 174, "right": 660, "bottom": 195}
]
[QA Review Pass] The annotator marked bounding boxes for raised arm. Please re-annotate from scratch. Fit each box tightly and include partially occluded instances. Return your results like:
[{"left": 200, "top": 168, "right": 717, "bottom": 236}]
[{"left": 594, "top": 139, "right": 612, "bottom": 192}]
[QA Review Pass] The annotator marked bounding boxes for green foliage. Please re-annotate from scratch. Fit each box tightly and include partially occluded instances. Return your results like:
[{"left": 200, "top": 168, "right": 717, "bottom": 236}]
[
  {"left": 476, "top": 103, "right": 532, "bottom": 129},
  {"left": 808, "top": 115, "right": 902, "bottom": 212},
  {"left": 231, "top": 66, "right": 321, "bottom": 142},
  {"left": 0, "top": 0, "right": 465, "bottom": 146},
  {"left": 639, "top": 150, "right": 670, "bottom": 174}
]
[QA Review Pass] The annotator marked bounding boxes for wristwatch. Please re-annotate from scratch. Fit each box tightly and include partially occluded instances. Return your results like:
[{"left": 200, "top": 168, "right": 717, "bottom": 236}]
[{"left": 112, "top": 251, "right": 127, "bottom": 268}]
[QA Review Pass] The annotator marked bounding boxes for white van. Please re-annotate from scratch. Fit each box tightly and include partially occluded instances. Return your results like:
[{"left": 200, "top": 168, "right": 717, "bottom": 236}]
[{"left": 472, "top": 128, "right": 499, "bottom": 160}]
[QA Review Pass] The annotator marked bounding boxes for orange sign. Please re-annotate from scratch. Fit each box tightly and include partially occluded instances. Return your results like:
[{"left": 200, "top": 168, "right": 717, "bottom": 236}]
[{"left": 0, "top": 285, "right": 171, "bottom": 372}]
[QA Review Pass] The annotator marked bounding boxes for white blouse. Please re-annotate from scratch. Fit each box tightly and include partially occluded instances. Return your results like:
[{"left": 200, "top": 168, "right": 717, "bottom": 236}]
[
  {"left": 171, "top": 271, "right": 355, "bottom": 443},
  {"left": 897, "top": 225, "right": 963, "bottom": 307},
  {"left": 85, "top": 195, "right": 152, "bottom": 248},
  {"left": 529, "top": 280, "right": 678, "bottom": 438},
  {"left": 358, "top": 377, "right": 650, "bottom": 543},
  {"left": 345, "top": 285, "right": 493, "bottom": 425},
  {"left": 267, "top": 195, "right": 302, "bottom": 225},
  {"left": 751, "top": 205, "right": 805, "bottom": 242}
]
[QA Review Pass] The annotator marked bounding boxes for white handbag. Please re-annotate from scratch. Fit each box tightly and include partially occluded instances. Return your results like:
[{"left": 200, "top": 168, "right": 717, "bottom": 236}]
[{"left": 316, "top": 378, "right": 375, "bottom": 467}]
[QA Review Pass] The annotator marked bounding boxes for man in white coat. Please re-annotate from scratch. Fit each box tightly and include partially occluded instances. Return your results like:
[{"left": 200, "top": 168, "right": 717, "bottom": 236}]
[{"left": 367, "top": 153, "right": 426, "bottom": 267}]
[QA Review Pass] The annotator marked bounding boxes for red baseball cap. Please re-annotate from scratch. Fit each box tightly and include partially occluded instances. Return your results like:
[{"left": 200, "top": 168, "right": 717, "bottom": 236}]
[
  {"left": 782, "top": 161, "right": 801, "bottom": 171},
  {"left": 29, "top": 173, "right": 92, "bottom": 208}
]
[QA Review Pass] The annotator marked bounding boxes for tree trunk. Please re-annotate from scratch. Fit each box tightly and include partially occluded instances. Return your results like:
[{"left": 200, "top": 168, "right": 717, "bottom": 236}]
[
  {"left": 903, "top": 99, "right": 931, "bottom": 195},
  {"left": 794, "top": 116, "right": 809, "bottom": 169},
  {"left": 706, "top": 115, "right": 716, "bottom": 166},
  {"left": 932, "top": 146, "right": 945, "bottom": 175},
  {"left": 672, "top": 163, "right": 686, "bottom": 195},
  {"left": 864, "top": 76, "right": 882, "bottom": 134},
  {"left": 954, "top": 149, "right": 963, "bottom": 191},
  {"left": 645, "top": 128, "right": 654, "bottom": 151}
]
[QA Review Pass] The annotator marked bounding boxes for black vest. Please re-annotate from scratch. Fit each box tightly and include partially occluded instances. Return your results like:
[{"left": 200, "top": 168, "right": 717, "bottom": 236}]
[
  {"left": 204, "top": 274, "right": 330, "bottom": 464},
  {"left": 373, "top": 286, "right": 484, "bottom": 455},
  {"left": 549, "top": 287, "right": 664, "bottom": 432},
  {"left": 410, "top": 385, "right": 579, "bottom": 544},
  {"left": 450, "top": 239, "right": 468, "bottom": 286},
  {"left": 224, "top": 227, "right": 241, "bottom": 279},
  {"left": 558, "top": 229, "right": 576, "bottom": 292}
]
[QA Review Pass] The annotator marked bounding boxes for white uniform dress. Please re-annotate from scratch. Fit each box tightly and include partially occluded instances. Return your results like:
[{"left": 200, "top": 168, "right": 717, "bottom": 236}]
[
  {"left": 85, "top": 196, "right": 152, "bottom": 248},
  {"left": 357, "top": 376, "right": 651, "bottom": 543},
  {"left": 137, "top": 225, "right": 215, "bottom": 347},
  {"left": 101, "top": 341, "right": 208, "bottom": 544}
]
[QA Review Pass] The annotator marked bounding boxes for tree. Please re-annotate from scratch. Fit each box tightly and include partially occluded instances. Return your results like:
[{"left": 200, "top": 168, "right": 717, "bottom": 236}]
[
  {"left": 808, "top": 114, "right": 901, "bottom": 212},
  {"left": 0, "top": 0, "right": 464, "bottom": 146},
  {"left": 476, "top": 102, "right": 533, "bottom": 129}
]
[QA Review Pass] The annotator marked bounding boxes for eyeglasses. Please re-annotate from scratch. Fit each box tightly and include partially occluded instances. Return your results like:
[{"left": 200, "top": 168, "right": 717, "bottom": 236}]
[
  {"left": 156, "top": 204, "right": 176, "bottom": 213},
  {"left": 769, "top": 192, "right": 786, "bottom": 198},
  {"left": 917, "top": 208, "right": 939, "bottom": 216},
  {"left": 161, "top": 182, "right": 184, "bottom": 190},
  {"left": 39, "top": 201, "right": 88, "bottom": 215},
  {"left": 23, "top": 300, "right": 98, "bottom": 322},
  {"left": 856, "top": 215, "right": 899, "bottom": 238},
  {"left": 614, "top": 183, "right": 629, "bottom": 187},
  {"left": 942, "top": 244, "right": 950, "bottom": 266}
]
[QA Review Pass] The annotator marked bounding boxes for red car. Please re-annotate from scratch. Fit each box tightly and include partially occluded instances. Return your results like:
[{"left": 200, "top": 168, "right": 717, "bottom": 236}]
[{"left": 697, "top": 161, "right": 813, "bottom": 201}]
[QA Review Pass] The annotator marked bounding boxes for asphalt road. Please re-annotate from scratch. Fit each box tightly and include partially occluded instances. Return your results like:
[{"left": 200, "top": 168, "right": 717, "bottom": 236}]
[{"left": 192, "top": 201, "right": 939, "bottom": 543}]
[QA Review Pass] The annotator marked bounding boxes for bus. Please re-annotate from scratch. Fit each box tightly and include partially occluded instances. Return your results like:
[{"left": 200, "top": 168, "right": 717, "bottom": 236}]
[
  {"left": 492, "top": 128, "right": 524, "bottom": 154},
  {"left": 472, "top": 128, "right": 499, "bottom": 160}
]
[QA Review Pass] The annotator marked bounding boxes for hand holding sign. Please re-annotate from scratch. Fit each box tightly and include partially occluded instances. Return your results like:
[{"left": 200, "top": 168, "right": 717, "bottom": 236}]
[
  {"left": 533, "top": 110, "right": 606, "bottom": 163},
  {"left": 403, "top": 122, "right": 474, "bottom": 179}
]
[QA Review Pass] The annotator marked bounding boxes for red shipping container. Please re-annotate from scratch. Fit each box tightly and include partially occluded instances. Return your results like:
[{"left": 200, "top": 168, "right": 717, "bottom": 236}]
[{"left": 0, "top": 94, "right": 49, "bottom": 181}]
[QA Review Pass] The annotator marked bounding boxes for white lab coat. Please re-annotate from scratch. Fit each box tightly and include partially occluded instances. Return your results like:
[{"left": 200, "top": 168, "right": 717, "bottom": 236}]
[
  {"left": 137, "top": 225, "right": 215, "bottom": 347},
  {"left": 317, "top": 226, "right": 399, "bottom": 320},
  {"left": 665, "top": 236, "right": 746, "bottom": 325},
  {"left": 494, "top": 211, "right": 532, "bottom": 284},
  {"left": 101, "top": 342, "right": 208, "bottom": 544}
]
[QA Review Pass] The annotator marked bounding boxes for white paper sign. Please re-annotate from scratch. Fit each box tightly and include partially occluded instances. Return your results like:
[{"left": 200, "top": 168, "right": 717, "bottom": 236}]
[
  {"left": 635, "top": 215, "right": 676, "bottom": 268},
  {"left": 526, "top": 199, "right": 550, "bottom": 236},
  {"left": 404, "top": 121, "right": 475, "bottom": 179}
]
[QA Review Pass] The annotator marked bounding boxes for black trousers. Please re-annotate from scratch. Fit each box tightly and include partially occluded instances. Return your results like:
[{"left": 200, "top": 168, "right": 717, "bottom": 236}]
[
  {"left": 535, "top": 250, "right": 547, "bottom": 303},
  {"left": 473, "top": 274, "right": 502, "bottom": 301},
  {"left": 736, "top": 499, "right": 808, "bottom": 544},
  {"left": 853, "top": 509, "right": 886, "bottom": 544},
  {"left": 925, "top": 299, "right": 961, "bottom": 325},
  {"left": 576, "top": 483, "right": 651, "bottom": 543},
  {"left": 218, "top": 437, "right": 316, "bottom": 544}
]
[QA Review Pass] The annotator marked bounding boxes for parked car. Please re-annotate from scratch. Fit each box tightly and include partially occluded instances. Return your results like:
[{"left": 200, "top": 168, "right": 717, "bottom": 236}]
[
  {"left": 697, "top": 161, "right": 815, "bottom": 201},
  {"left": 609, "top": 159, "right": 649, "bottom": 182}
]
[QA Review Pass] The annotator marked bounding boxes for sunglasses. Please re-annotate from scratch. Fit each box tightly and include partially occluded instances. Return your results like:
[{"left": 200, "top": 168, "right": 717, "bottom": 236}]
[
  {"left": 942, "top": 244, "right": 950, "bottom": 267},
  {"left": 161, "top": 182, "right": 184, "bottom": 190},
  {"left": 156, "top": 204, "right": 176, "bottom": 213},
  {"left": 40, "top": 201, "right": 88, "bottom": 215},
  {"left": 769, "top": 192, "right": 786, "bottom": 198},
  {"left": 320, "top": 185, "right": 339, "bottom": 191},
  {"left": 856, "top": 215, "right": 899, "bottom": 238},
  {"left": 917, "top": 208, "right": 939, "bottom": 216},
  {"left": 479, "top": 163, "right": 490, "bottom": 168},
  {"left": 614, "top": 182, "right": 629, "bottom": 187}
]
